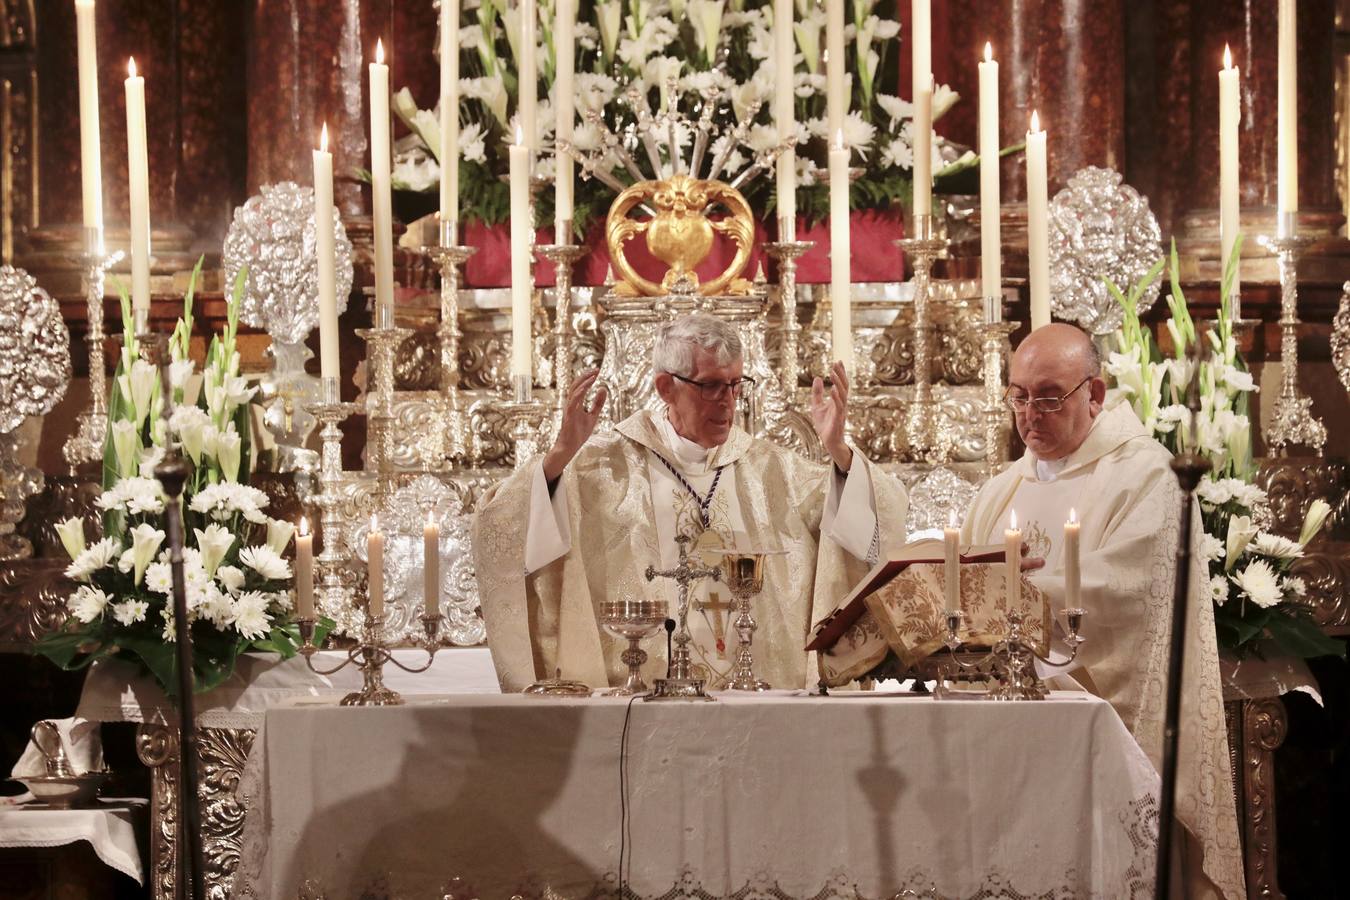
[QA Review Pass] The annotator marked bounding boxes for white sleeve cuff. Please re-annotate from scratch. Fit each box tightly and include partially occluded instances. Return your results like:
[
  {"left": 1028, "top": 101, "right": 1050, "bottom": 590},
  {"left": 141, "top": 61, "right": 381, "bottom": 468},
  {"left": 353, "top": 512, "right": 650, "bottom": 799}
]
[
  {"left": 524, "top": 462, "right": 572, "bottom": 575},
  {"left": 822, "top": 452, "right": 879, "bottom": 562}
]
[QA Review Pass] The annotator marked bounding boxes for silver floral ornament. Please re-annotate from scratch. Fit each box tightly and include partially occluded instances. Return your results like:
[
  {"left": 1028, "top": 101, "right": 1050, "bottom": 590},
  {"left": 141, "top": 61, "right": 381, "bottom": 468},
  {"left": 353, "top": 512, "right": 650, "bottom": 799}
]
[
  {"left": 0, "top": 265, "right": 71, "bottom": 434},
  {"left": 222, "top": 181, "right": 354, "bottom": 346},
  {"left": 1048, "top": 167, "right": 1163, "bottom": 335}
]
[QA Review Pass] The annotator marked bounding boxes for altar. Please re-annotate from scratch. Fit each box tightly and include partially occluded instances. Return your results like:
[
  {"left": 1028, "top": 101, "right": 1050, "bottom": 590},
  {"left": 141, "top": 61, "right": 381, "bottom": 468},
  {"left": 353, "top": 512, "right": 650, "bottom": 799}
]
[{"left": 229, "top": 692, "right": 1159, "bottom": 900}]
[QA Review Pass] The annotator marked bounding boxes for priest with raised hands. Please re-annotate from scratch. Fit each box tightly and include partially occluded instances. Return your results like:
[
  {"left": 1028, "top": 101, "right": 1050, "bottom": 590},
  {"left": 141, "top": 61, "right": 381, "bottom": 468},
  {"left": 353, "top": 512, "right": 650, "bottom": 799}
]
[
  {"left": 961, "top": 323, "right": 1244, "bottom": 900},
  {"left": 473, "top": 314, "right": 909, "bottom": 693}
]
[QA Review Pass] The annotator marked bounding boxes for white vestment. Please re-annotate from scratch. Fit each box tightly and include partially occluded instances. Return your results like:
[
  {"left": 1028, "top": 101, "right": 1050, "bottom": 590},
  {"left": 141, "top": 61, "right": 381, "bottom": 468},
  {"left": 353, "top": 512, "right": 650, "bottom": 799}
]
[
  {"left": 963, "top": 401, "right": 1245, "bottom": 900},
  {"left": 473, "top": 409, "right": 910, "bottom": 691}
]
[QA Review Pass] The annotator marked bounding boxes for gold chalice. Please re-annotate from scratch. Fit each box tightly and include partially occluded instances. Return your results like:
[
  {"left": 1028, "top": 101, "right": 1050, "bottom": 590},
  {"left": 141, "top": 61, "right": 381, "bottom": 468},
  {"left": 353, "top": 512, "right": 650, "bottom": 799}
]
[
  {"left": 716, "top": 550, "right": 773, "bottom": 691},
  {"left": 600, "top": 599, "right": 668, "bottom": 696}
]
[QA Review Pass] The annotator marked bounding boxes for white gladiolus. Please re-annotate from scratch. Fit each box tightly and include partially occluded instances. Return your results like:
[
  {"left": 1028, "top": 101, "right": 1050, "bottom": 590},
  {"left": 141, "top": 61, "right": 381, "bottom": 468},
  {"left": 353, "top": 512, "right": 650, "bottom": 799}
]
[
  {"left": 266, "top": 518, "right": 296, "bottom": 555},
  {"left": 127, "top": 522, "right": 166, "bottom": 586},
  {"left": 596, "top": 0, "right": 622, "bottom": 61},
  {"left": 793, "top": 11, "right": 824, "bottom": 74},
  {"left": 1225, "top": 515, "right": 1258, "bottom": 571},
  {"left": 119, "top": 359, "right": 159, "bottom": 426},
  {"left": 690, "top": 0, "right": 725, "bottom": 59},
  {"left": 194, "top": 523, "right": 235, "bottom": 576},
  {"left": 1299, "top": 499, "right": 1332, "bottom": 547},
  {"left": 169, "top": 406, "right": 209, "bottom": 464},
  {"left": 169, "top": 359, "right": 194, "bottom": 391},
  {"left": 54, "top": 517, "right": 87, "bottom": 561},
  {"left": 111, "top": 420, "right": 141, "bottom": 479},
  {"left": 217, "top": 429, "right": 243, "bottom": 482}
]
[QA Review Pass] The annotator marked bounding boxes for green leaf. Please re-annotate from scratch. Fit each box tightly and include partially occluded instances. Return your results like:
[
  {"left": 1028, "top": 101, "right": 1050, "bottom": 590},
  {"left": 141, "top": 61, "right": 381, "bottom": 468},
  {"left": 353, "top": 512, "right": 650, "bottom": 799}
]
[{"left": 1264, "top": 612, "right": 1347, "bottom": 660}]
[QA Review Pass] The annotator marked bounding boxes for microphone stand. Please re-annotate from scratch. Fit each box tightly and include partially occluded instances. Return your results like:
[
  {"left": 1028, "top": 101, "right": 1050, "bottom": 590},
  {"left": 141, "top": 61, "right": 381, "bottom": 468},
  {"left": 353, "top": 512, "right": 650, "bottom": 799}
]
[
  {"left": 142, "top": 329, "right": 208, "bottom": 900},
  {"left": 1155, "top": 341, "right": 1211, "bottom": 899}
]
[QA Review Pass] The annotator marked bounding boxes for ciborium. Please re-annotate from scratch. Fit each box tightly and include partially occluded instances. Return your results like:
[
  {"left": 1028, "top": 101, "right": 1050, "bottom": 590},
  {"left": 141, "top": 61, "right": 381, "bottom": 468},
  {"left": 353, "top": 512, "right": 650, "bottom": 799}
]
[{"left": 599, "top": 599, "right": 667, "bottom": 696}]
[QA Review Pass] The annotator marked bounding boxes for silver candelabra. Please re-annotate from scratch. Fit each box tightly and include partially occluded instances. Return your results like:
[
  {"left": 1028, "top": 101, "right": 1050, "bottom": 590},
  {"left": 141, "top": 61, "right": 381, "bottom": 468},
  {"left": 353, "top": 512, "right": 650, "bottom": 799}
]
[
  {"left": 1258, "top": 214, "right": 1326, "bottom": 453},
  {"left": 64, "top": 228, "right": 125, "bottom": 469},
  {"left": 764, "top": 228, "right": 813, "bottom": 396},
  {"left": 423, "top": 222, "right": 476, "bottom": 464},
  {"left": 936, "top": 608, "right": 1086, "bottom": 701},
  {"left": 297, "top": 609, "right": 444, "bottom": 706},
  {"left": 308, "top": 377, "right": 359, "bottom": 626},
  {"left": 895, "top": 215, "right": 951, "bottom": 463}
]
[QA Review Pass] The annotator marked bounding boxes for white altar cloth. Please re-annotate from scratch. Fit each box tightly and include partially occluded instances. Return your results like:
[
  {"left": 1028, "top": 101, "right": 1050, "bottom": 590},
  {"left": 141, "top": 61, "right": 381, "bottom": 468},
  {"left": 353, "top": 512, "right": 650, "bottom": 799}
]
[
  {"left": 0, "top": 796, "right": 148, "bottom": 883},
  {"left": 75, "top": 647, "right": 499, "bottom": 728},
  {"left": 230, "top": 691, "right": 1160, "bottom": 900}
]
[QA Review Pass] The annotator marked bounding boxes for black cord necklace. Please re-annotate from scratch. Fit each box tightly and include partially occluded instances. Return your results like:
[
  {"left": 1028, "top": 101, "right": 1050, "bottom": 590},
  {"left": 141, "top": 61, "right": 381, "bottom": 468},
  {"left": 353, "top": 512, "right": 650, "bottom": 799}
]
[{"left": 650, "top": 450, "right": 725, "bottom": 529}]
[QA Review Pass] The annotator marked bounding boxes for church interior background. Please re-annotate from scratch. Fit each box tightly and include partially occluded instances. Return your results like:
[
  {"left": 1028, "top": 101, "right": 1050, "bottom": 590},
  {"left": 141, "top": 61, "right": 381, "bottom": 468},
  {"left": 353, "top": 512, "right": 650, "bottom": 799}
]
[{"left": 1, "top": 0, "right": 1349, "bottom": 897}]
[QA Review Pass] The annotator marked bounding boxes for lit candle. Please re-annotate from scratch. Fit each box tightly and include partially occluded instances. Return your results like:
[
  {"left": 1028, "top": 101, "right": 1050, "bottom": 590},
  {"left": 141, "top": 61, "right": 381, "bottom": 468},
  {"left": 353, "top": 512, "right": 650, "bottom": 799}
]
[
  {"left": 367, "top": 514, "right": 385, "bottom": 620},
  {"left": 296, "top": 517, "right": 314, "bottom": 620},
  {"left": 943, "top": 512, "right": 960, "bottom": 614},
  {"left": 1025, "top": 111, "right": 1050, "bottom": 330},
  {"left": 911, "top": 0, "right": 930, "bottom": 104},
  {"left": 828, "top": 130, "right": 852, "bottom": 372},
  {"left": 313, "top": 124, "right": 340, "bottom": 381},
  {"left": 520, "top": 0, "right": 538, "bottom": 151},
  {"left": 825, "top": 0, "right": 845, "bottom": 138},
  {"left": 1219, "top": 45, "right": 1241, "bottom": 315},
  {"left": 1065, "top": 508, "right": 1081, "bottom": 610},
  {"left": 979, "top": 42, "right": 1001, "bottom": 320},
  {"left": 1005, "top": 508, "right": 1021, "bottom": 608},
  {"left": 1277, "top": 0, "right": 1297, "bottom": 228},
  {"left": 554, "top": 0, "right": 575, "bottom": 242},
  {"left": 440, "top": 0, "right": 461, "bottom": 235},
  {"left": 509, "top": 127, "right": 533, "bottom": 380},
  {"left": 424, "top": 511, "right": 440, "bottom": 618},
  {"left": 774, "top": 0, "right": 796, "bottom": 238},
  {"left": 75, "top": 0, "right": 103, "bottom": 239},
  {"left": 912, "top": 73, "right": 933, "bottom": 220},
  {"left": 124, "top": 57, "right": 151, "bottom": 315},
  {"left": 370, "top": 39, "right": 395, "bottom": 327}
]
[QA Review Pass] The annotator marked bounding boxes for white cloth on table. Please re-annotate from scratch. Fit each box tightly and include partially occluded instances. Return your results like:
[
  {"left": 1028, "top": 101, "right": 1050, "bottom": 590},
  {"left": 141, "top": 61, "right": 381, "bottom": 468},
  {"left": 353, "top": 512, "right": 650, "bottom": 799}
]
[
  {"left": 75, "top": 647, "right": 499, "bottom": 728},
  {"left": 229, "top": 692, "right": 1160, "bottom": 900},
  {"left": 0, "top": 796, "right": 148, "bottom": 883},
  {"left": 11, "top": 717, "right": 103, "bottom": 777}
]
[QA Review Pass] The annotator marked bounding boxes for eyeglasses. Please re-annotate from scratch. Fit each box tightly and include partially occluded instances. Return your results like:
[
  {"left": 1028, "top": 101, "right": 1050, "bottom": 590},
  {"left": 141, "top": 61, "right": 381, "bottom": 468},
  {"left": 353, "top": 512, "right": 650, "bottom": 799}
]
[
  {"left": 1003, "top": 376, "right": 1092, "bottom": 414},
  {"left": 670, "top": 372, "right": 756, "bottom": 401}
]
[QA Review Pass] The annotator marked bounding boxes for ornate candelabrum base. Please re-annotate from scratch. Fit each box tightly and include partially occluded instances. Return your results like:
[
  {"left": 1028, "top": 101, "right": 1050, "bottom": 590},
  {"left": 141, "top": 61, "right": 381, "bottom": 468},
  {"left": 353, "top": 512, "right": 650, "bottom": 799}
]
[
  {"left": 423, "top": 238, "right": 476, "bottom": 465},
  {"left": 356, "top": 324, "right": 414, "bottom": 492},
  {"left": 979, "top": 320, "right": 1018, "bottom": 477},
  {"left": 308, "top": 378, "right": 359, "bottom": 628},
  {"left": 63, "top": 231, "right": 124, "bottom": 469},
  {"left": 1258, "top": 220, "right": 1326, "bottom": 454},
  {"left": 536, "top": 242, "right": 588, "bottom": 425},
  {"left": 298, "top": 612, "right": 444, "bottom": 706},
  {"left": 763, "top": 239, "right": 814, "bottom": 395},
  {"left": 498, "top": 375, "right": 552, "bottom": 469},
  {"left": 644, "top": 535, "right": 722, "bottom": 702},
  {"left": 895, "top": 217, "right": 952, "bottom": 464},
  {"left": 934, "top": 608, "right": 1086, "bottom": 701}
]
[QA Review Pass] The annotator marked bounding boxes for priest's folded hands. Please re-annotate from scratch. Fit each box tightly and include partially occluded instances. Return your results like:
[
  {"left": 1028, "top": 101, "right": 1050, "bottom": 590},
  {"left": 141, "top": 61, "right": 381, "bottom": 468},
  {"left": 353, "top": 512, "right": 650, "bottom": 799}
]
[{"left": 472, "top": 313, "right": 910, "bottom": 693}]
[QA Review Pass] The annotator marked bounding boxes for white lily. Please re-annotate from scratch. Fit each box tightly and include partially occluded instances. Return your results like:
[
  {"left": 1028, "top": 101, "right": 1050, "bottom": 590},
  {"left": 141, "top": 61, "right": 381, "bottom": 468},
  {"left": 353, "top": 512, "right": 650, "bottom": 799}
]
[
  {"left": 54, "top": 517, "right": 87, "bottom": 561},
  {"left": 127, "top": 522, "right": 166, "bottom": 586},
  {"left": 1225, "top": 514, "right": 1257, "bottom": 571},
  {"left": 794, "top": 11, "right": 824, "bottom": 74},
  {"left": 690, "top": 0, "right": 725, "bottom": 61},
  {"left": 111, "top": 419, "right": 142, "bottom": 479},
  {"left": 1299, "top": 499, "right": 1332, "bottom": 547},
  {"left": 194, "top": 523, "right": 235, "bottom": 577},
  {"left": 266, "top": 518, "right": 296, "bottom": 555}
]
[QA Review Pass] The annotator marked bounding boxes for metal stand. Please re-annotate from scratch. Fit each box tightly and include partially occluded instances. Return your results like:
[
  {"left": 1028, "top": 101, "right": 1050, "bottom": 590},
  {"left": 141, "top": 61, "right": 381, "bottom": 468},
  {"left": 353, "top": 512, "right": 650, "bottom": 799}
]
[
  {"left": 895, "top": 215, "right": 950, "bottom": 462},
  {"left": 764, "top": 236, "right": 814, "bottom": 395},
  {"left": 536, "top": 239, "right": 587, "bottom": 421},
  {"left": 64, "top": 227, "right": 124, "bottom": 469},
  {"left": 297, "top": 612, "right": 443, "bottom": 706},
  {"left": 936, "top": 608, "right": 1086, "bottom": 701},
  {"left": 498, "top": 374, "right": 550, "bottom": 470},
  {"left": 356, "top": 323, "right": 413, "bottom": 494},
  {"left": 308, "top": 377, "right": 358, "bottom": 626},
  {"left": 645, "top": 535, "right": 722, "bottom": 701},
  {"left": 980, "top": 320, "right": 1018, "bottom": 477},
  {"left": 1258, "top": 214, "right": 1326, "bottom": 453},
  {"left": 423, "top": 231, "right": 476, "bottom": 464}
]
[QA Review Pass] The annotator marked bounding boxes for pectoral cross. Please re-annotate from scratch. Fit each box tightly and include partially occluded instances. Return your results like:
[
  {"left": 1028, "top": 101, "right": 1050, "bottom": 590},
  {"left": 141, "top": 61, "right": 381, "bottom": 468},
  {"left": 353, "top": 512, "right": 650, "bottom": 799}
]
[
  {"left": 645, "top": 534, "right": 722, "bottom": 682},
  {"left": 697, "top": 592, "right": 735, "bottom": 657}
]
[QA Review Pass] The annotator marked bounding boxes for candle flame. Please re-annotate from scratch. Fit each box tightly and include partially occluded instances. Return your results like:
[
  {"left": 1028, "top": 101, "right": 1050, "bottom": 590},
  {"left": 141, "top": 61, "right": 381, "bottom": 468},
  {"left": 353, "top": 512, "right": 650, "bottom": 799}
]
[
  {"left": 833, "top": 129, "right": 845, "bottom": 151},
  {"left": 371, "top": 513, "right": 380, "bottom": 533},
  {"left": 1223, "top": 44, "right": 1233, "bottom": 70},
  {"left": 375, "top": 38, "right": 385, "bottom": 64},
  {"left": 299, "top": 516, "right": 309, "bottom": 537},
  {"left": 515, "top": 123, "right": 525, "bottom": 146},
  {"left": 320, "top": 123, "right": 329, "bottom": 152},
  {"left": 427, "top": 509, "right": 436, "bottom": 527},
  {"left": 1068, "top": 507, "right": 1078, "bottom": 525},
  {"left": 1010, "top": 509, "right": 1018, "bottom": 530},
  {"left": 949, "top": 510, "right": 959, "bottom": 528},
  {"left": 984, "top": 41, "right": 993, "bottom": 63},
  {"left": 1029, "top": 110, "right": 1040, "bottom": 133},
  {"left": 128, "top": 57, "right": 138, "bottom": 78}
]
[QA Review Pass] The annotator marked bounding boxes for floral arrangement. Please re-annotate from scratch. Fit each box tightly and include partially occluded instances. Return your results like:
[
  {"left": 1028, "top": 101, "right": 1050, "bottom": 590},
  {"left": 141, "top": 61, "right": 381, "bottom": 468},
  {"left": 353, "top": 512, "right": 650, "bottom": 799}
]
[
  {"left": 37, "top": 266, "right": 326, "bottom": 696},
  {"left": 387, "top": 0, "right": 975, "bottom": 233},
  {"left": 1105, "top": 239, "right": 1340, "bottom": 659}
]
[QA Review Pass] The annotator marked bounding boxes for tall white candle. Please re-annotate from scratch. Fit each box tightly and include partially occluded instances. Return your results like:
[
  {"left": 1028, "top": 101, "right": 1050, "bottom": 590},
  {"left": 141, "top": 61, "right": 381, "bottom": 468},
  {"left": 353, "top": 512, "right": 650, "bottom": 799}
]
[
  {"left": 943, "top": 513, "right": 960, "bottom": 614},
  {"left": 1005, "top": 509, "right": 1021, "bottom": 608},
  {"left": 124, "top": 58, "right": 151, "bottom": 314},
  {"left": 296, "top": 517, "right": 314, "bottom": 620},
  {"left": 424, "top": 511, "right": 440, "bottom": 618},
  {"left": 1064, "top": 508, "right": 1081, "bottom": 610},
  {"left": 314, "top": 125, "right": 340, "bottom": 380},
  {"left": 1025, "top": 111, "right": 1050, "bottom": 330},
  {"left": 774, "top": 0, "right": 796, "bottom": 238},
  {"left": 519, "top": 0, "right": 538, "bottom": 151},
  {"left": 911, "top": 0, "right": 930, "bottom": 104},
  {"left": 75, "top": 0, "right": 103, "bottom": 238},
  {"left": 370, "top": 39, "right": 395, "bottom": 327},
  {"left": 825, "top": 0, "right": 845, "bottom": 139},
  {"left": 1219, "top": 45, "right": 1240, "bottom": 310},
  {"left": 367, "top": 514, "right": 385, "bottom": 620},
  {"left": 554, "top": 0, "right": 575, "bottom": 241},
  {"left": 912, "top": 74, "right": 933, "bottom": 219},
  {"left": 440, "top": 0, "right": 461, "bottom": 234},
  {"left": 979, "top": 42, "right": 1001, "bottom": 319},
  {"left": 1277, "top": 0, "right": 1298, "bottom": 224},
  {"left": 509, "top": 129, "right": 533, "bottom": 379},
  {"left": 829, "top": 131, "right": 852, "bottom": 371}
]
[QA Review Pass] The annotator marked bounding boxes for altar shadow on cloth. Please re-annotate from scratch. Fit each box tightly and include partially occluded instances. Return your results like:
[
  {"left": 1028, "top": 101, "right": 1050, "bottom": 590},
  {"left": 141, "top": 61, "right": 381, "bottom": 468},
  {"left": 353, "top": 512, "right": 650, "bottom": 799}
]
[
  {"left": 285, "top": 704, "right": 600, "bottom": 899},
  {"left": 854, "top": 705, "right": 907, "bottom": 891}
]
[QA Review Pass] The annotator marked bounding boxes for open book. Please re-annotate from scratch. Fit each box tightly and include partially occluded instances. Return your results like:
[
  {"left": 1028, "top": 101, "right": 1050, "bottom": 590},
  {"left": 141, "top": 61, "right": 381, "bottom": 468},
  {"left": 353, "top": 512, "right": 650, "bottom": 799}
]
[{"left": 805, "top": 539, "right": 1005, "bottom": 653}]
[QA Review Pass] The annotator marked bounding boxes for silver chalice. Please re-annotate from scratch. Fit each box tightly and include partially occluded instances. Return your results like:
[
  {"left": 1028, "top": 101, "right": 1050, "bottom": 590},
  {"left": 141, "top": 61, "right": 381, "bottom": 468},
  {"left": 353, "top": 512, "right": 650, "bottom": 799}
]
[{"left": 600, "top": 599, "right": 668, "bottom": 695}]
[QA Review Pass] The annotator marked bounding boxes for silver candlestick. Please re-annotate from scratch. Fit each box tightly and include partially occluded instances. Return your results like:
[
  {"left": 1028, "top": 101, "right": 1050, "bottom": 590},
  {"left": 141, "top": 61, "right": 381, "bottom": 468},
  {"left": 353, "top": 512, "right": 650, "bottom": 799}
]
[
  {"left": 535, "top": 240, "right": 587, "bottom": 418},
  {"left": 357, "top": 323, "right": 413, "bottom": 493},
  {"left": 424, "top": 223, "right": 476, "bottom": 465},
  {"left": 895, "top": 215, "right": 950, "bottom": 463},
  {"left": 64, "top": 228, "right": 125, "bottom": 469},
  {"left": 645, "top": 535, "right": 723, "bottom": 701},
  {"left": 1258, "top": 214, "right": 1326, "bottom": 453},
  {"left": 980, "top": 320, "right": 1018, "bottom": 477},
  {"left": 297, "top": 609, "right": 444, "bottom": 706},
  {"left": 764, "top": 233, "right": 813, "bottom": 395},
  {"left": 308, "top": 377, "right": 358, "bottom": 628}
]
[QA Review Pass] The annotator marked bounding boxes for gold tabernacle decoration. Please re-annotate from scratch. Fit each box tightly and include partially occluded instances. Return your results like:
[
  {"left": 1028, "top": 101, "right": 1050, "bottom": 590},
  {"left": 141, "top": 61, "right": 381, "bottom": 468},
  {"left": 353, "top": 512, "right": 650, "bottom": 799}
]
[{"left": 606, "top": 174, "right": 756, "bottom": 297}]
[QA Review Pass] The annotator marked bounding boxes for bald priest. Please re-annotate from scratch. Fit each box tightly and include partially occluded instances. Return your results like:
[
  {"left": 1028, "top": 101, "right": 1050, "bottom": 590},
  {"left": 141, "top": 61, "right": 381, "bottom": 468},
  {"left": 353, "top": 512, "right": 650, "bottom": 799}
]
[
  {"left": 473, "top": 314, "right": 909, "bottom": 692},
  {"left": 961, "top": 323, "right": 1243, "bottom": 899}
]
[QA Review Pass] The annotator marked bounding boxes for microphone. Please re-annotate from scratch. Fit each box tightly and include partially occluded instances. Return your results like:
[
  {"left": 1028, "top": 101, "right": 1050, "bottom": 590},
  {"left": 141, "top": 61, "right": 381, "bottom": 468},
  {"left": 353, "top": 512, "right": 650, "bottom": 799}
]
[{"left": 664, "top": 618, "right": 676, "bottom": 677}]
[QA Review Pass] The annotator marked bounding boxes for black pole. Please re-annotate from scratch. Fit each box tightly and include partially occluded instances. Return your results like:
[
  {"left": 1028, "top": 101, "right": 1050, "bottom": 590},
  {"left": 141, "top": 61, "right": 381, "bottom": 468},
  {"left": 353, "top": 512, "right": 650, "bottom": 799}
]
[
  {"left": 144, "top": 333, "right": 207, "bottom": 900},
  {"left": 1155, "top": 342, "right": 1212, "bottom": 899}
]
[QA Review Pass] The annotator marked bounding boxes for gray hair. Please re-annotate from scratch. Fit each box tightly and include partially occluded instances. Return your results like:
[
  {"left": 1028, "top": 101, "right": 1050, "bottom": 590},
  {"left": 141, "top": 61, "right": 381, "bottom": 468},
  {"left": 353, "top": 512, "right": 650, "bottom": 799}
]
[{"left": 652, "top": 314, "right": 742, "bottom": 377}]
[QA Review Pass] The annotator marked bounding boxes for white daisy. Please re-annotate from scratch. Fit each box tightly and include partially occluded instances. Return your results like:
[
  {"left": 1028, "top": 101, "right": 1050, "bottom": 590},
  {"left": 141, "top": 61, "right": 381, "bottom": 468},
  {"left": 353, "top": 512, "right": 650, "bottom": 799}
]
[
  {"left": 230, "top": 591, "right": 272, "bottom": 641},
  {"left": 1232, "top": 559, "right": 1283, "bottom": 609},
  {"left": 68, "top": 585, "right": 111, "bottom": 623},
  {"left": 111, "top": 599, "right": 150, "bottom": 626},
  {"left": 65, "top": 538, "right": 121, "bottom": 582},
  {"left": 1248, "top": 532, "right": 1303, "bottom": 561},
  {"left": 239, "top": 545, "right": 291, "bottom": 582},
  {"left": 1207, "top": 575, "right": 1230, "bottom": 605}
]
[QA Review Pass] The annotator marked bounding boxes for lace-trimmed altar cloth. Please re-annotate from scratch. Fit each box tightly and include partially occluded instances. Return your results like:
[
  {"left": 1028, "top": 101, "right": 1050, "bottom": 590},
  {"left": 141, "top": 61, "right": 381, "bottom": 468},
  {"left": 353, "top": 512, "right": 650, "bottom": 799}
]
[
  {"left": 230, "top": 692, "right": 1159, "bottom": 900},
  {"left": 0, "top": 796, "right": 148, "bottom": 883}
]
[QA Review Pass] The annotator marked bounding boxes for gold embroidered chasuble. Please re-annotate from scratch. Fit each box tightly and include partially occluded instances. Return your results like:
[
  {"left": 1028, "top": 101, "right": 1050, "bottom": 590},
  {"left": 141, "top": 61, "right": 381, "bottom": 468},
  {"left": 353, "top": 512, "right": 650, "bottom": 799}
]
[
  {"left": 472, "top": 409, "right": 910, "bottom": 693},
  {"left": 963, "top": 401, "right": 1244, "bottom": 900}
]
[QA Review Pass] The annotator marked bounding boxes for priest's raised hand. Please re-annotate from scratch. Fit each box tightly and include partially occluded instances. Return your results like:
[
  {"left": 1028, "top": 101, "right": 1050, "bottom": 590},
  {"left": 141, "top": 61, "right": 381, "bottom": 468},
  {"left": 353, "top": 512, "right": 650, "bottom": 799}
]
[
  {"left": 542, "top": 370, "right": 607, "bottom": 482},
  {"left": 811, "top": 360, "right": 853, "bottom": 472}
]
